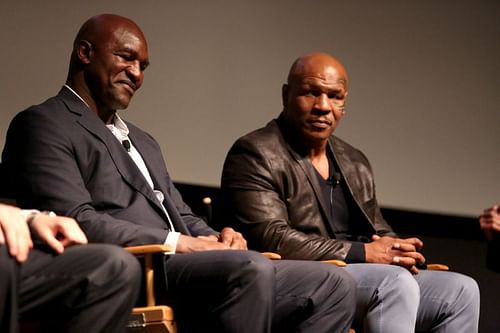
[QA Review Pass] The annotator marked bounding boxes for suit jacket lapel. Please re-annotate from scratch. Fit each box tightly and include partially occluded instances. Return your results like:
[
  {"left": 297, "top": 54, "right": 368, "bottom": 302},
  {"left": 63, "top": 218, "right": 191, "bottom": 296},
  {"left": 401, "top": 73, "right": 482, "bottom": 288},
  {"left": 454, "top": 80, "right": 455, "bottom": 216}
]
[{"left": 57, "top": 87, "right": 164, "bottom": 213}]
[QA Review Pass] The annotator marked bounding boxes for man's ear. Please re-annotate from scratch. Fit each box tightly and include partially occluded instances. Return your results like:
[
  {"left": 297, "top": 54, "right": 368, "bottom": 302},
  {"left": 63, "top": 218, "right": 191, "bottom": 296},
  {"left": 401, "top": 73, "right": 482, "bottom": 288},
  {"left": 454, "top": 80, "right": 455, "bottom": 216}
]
[
  {"left": 77, "top": 40, "right": 93, "bottom": 65},
  {"left": 281, "top": 84, "right": 289, "bottom": 108}
]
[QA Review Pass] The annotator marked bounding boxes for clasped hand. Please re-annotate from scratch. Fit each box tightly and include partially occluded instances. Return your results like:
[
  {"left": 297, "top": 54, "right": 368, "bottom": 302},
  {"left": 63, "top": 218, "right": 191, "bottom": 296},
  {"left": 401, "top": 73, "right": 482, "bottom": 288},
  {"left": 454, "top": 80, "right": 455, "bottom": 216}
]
[
  {"left": 177, "top": 227, "right": 248, "bottom": 253},
  {"left": 365, "top": 235, "right": 425, "bottom": 274}
]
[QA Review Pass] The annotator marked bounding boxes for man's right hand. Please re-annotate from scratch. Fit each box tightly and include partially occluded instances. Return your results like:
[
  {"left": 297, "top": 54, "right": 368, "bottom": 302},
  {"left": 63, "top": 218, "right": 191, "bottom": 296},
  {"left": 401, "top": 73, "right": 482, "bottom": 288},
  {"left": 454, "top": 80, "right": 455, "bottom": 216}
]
[
  {"left": 175, "top": 234, "right": 232, "bottom": 253},
  {"left": 365, "top": 235, "right": 426, "bottom": 274},
  {"left": 0, "top": 204, "right": 33, "bottom": 263},
  {"left": 479, "top": 205, "right": 500, "bottom": 240},
  {"left": 29, "top": 213, "right": 88, "bottom": 254}
]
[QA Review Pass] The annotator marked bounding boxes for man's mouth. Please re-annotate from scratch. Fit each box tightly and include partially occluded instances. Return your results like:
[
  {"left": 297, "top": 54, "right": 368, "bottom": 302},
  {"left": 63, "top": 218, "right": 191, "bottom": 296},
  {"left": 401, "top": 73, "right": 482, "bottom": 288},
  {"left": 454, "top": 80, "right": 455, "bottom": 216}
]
[
  {"left": 309, "top": 118, "right": 332, "bottom": 129},
  {"left": 118, "top": 81, "right": 136, "bottom": 95}
]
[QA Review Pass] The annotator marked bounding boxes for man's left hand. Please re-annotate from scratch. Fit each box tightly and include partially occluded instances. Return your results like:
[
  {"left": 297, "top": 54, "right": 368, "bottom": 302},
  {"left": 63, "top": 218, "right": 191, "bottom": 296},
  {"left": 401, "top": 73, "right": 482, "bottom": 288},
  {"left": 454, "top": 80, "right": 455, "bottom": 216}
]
[{"left": 218, "top": 227, "right": 248, "bottom": 250}]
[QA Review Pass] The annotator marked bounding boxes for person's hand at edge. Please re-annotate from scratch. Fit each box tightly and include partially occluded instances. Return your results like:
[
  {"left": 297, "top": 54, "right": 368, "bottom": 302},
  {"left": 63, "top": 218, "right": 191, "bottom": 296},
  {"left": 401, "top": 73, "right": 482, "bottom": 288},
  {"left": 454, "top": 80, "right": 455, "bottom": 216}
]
[
  {"left": 0, "top": 204, "right": 33, "bottom": 262},
  {"left": 479, "top": 205, "right": 500, "bottom": 240},
  {"left": 29, "top": 213, "right": 88, "bottom": 254}
]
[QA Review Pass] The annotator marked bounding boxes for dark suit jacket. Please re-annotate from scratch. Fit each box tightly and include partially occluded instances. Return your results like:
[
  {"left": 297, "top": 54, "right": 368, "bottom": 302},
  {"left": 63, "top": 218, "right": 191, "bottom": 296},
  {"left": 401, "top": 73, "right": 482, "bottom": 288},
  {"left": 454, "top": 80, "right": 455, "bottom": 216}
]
[
  {"left": 221, "top": 114, "right": 396, "bottom": 261},
  {"left": 2, "top": 87, "right": 216, "bottom": 246}
]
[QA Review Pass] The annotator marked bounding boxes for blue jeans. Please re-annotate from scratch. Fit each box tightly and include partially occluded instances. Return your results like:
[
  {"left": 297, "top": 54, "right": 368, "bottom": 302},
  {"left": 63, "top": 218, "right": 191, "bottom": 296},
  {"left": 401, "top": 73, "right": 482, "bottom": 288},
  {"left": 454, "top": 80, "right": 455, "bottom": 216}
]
[{"left": 345, "top": 263, "right": 480, "bottom": 333}]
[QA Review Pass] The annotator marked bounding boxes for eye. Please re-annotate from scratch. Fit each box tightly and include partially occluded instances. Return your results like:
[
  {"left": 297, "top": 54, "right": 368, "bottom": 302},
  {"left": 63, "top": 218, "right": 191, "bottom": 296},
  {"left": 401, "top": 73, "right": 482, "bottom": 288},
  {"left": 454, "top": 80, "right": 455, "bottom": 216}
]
[
  {"left": 121, "top": 54, "right": 133, "bottom": 61},
  {"left": 328, "top": 93, "right": 344, "bottom": 100}
]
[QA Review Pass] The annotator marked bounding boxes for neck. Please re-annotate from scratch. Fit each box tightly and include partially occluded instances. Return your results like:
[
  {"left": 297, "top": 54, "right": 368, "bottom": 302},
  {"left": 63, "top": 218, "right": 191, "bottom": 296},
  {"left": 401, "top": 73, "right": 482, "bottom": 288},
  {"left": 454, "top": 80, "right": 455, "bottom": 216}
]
[
  {"left": 66, "top": 78, "right": 116, "bottom": 124},
  {"left": 306, "top": 139, "right": 328, "bottom": 159},
  {"left": 309, "top": 147, "right": 329, "bottom": 180}
]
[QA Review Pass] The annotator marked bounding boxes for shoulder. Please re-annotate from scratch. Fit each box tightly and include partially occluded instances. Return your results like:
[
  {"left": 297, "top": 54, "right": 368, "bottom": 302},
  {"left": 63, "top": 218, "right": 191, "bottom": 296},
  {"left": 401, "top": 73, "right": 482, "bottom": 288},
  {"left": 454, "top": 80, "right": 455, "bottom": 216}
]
[
  {"left": 331, "top": 135, "right": 372, "bottom": 168},
  {"left": 8, "top": 94, "right": 67, "bottom": 132},
  {"left": 231, "top": 119, "right": 285, "bottom": 153}
]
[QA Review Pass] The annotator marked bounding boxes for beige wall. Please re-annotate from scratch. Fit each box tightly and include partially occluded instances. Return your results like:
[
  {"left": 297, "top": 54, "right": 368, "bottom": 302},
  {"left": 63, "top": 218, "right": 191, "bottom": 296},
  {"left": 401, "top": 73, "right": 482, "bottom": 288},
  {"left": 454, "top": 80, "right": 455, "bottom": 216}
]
[{"left": 1, "top": 0, "right": 499, "bottom": 216}]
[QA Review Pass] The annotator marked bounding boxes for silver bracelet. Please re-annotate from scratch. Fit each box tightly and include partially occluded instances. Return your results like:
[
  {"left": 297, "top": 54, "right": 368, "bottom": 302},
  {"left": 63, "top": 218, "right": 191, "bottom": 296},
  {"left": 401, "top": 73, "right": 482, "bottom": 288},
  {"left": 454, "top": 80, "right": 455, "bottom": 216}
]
[{"left": 26, "top": 210, "right": 56, "bottom": 227}]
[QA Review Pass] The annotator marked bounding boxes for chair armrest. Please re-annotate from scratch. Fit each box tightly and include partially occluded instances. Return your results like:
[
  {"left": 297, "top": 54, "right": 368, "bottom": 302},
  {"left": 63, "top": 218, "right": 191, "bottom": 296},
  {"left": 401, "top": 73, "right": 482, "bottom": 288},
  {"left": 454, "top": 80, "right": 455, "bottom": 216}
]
[
  {"left": 124, "top": 244, "right": 173, "bottom": 307},
  {"left": 124, "top": 244, "right": 173, "bottom": 255},
  {"left": 261, "top": 252, "right": 282, "bottom": 260},
  {"left": 426, "top": 263, "right": 449, "bottom": 271},
  {"left": 321, "top": 259, "right": 348, "bottom": 267}
]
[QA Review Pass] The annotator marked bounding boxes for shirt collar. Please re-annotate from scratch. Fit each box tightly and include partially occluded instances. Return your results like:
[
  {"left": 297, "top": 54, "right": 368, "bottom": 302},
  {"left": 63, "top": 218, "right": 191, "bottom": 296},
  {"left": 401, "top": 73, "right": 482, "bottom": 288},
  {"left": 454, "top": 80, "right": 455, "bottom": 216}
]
[
  {"left": 106, "top": 113, "right": 130, "bottom": 140},
  {"left": 63, "top": 84, "right": 89, "bottom": 107},
  {"left": 62, "top": 85, "right": 129, "bottom": 139}
]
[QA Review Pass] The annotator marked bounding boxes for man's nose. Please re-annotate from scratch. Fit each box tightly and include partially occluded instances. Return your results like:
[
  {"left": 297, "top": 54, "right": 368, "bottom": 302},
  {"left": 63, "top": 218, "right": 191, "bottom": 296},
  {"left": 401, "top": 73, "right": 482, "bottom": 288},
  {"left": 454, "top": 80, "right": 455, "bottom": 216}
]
[
  {"left": 314, "top": 94, "right": 331, "bottom": 112},
  {"left": 126, "top": 61, "right": 143, "bottom": 85}
]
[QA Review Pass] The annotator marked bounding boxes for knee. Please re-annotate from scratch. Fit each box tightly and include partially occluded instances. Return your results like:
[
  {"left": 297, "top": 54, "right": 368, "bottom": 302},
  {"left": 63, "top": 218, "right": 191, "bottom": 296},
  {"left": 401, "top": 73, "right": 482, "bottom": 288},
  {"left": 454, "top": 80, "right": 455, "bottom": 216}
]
[
  {"left": 381, "top": 265, "right": 420, "bottom": 303},
  {"left": 448, "top": 273, "right": 480, "bottom": 307},
  {"left": 317, "top": 264, "right": 357, "bottom": 301},
  {"left": 238, "top": 250, "right": 275, "bottom": 283},
  {"left": 90, "top": 244, "right": 141, "bottom": 286},
  {"left": 326, "top": 266, "right": 357, "bottom": 309}
]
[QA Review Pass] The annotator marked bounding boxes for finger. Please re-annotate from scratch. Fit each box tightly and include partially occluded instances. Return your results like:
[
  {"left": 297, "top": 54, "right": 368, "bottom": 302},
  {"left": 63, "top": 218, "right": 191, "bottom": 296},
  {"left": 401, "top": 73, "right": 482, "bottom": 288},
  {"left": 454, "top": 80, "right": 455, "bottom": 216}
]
[
  {"left": 392, "top": 242, "right": 416, "bottom": 252},
  {"left": 402, "top": 237, "right": 424, "bottom": 249},
  {"left": 372, "top": 234, "right": 381, "bottom": 241},
  {"left": 230, "top": 235, "right": 247, "bottom": 250},
  {"left": 4, "top": 224, "right": 31, "bottom": 262},
  {"left": 396, "top": 251, "right": 426, "bottom": 264},
  {"left": 45, "top": 235, "right": 65, "bottom": 254},
  {"left": 220, "top": 233, "right": 233, "bottom": 245},
  {"left": 392, "top": 256, "right": 418, "bottom": 270},
  {"left": 409, "top": 265, "right": 420, "bottom": 275},
  {"left": 37, "top": 228, "right": 65, "bottom": 254},
  {"left": 54, "top": 220, "right": 88, "bottom": 246},
  {"left": 219, "top": 228, "right": 236, "bottom": 245}
]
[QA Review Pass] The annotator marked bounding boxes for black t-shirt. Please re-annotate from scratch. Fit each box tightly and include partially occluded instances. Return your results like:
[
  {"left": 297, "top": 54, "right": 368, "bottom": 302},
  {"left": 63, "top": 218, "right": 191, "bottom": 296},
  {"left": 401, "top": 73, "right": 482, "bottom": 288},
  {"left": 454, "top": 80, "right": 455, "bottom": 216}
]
[{"left": 313, "top": 150, "right": 366, "bottom": 262}]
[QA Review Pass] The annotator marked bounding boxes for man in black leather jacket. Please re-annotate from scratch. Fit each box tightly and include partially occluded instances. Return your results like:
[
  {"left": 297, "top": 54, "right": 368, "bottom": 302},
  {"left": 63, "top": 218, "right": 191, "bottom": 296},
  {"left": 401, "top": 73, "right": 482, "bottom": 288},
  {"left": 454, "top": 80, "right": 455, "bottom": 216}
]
[{"left": 222, "top": 52, "right": 480, "bottom": 333}]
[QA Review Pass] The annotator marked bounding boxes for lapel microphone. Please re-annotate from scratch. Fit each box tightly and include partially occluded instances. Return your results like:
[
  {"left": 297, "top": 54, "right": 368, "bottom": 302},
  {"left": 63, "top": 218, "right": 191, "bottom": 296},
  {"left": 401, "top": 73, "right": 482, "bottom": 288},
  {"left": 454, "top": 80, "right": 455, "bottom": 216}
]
[
  {"left": 327, "top": 172, "right": 341, "bottom": 186},
  {"left": 122, "top": 139, "right": 131, "bottom": 152}
]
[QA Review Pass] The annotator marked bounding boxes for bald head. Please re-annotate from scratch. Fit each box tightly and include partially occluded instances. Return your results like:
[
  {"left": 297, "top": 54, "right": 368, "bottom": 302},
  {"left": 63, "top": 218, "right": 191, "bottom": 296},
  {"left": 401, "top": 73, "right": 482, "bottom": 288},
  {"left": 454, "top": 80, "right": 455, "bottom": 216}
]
[
  {"left": 73, "top": 14, "right": 146, "bottom": 51},
  {"left": 69, "top": 14, "right": 147, "bottom": 72},
  {"left": 287, "top": 52, "right": 348, "bottom": 88},
  {"left": 66, "top": 14, "right": 149, "bottom": 122}
]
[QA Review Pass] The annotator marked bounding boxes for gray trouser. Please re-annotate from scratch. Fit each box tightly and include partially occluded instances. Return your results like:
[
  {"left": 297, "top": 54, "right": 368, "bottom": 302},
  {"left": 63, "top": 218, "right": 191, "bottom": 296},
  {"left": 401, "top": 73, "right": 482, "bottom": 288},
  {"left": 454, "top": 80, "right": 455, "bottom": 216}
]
[{"left": 345, "top": 263, "right": 480, "bottom": 333}]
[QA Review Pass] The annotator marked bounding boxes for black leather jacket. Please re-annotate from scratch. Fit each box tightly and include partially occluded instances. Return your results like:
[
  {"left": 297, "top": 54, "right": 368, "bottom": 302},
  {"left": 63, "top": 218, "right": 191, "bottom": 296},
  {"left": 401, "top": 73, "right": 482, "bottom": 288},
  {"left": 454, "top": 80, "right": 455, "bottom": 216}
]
[{"left": 221, "top": 114, "right": 396, "bottom": 261}]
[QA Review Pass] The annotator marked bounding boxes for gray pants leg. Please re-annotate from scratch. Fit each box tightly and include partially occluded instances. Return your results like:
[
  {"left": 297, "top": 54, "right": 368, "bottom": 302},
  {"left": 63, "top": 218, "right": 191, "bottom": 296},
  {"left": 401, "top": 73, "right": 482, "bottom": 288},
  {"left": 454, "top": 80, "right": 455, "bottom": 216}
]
[{"left": 345, "top": 263, "right": 479, "bottom": 333}]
